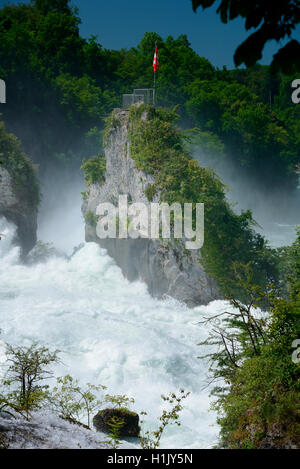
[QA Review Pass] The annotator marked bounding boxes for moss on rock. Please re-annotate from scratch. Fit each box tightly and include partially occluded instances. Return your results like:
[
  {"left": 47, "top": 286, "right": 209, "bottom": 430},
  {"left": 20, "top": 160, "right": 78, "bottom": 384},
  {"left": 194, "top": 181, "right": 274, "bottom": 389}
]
[
  {"left": 81, "top": 154, "right": 106, "bottom": 186},
  {"left": 84, "top": 210, "right": 98, "bottom": 228},
  {"left": 0, "top": 121, "right": 39, "bottom": 208},
  {"left": 127, "top": 104, "right": 279, "bottom": 299},
  {"left": 93, "top": 408, "right": 140, "bottom": 437}
]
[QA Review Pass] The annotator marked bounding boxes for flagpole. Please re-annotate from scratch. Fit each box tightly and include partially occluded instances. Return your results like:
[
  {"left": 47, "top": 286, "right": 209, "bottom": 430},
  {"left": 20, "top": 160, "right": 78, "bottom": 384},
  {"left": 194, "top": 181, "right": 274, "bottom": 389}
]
[
  {"left": 154, "top": 70, "right": 156, "bottom": 106},
  {"left": 153, "top": 42, "right": 157, "bottom": 106}
]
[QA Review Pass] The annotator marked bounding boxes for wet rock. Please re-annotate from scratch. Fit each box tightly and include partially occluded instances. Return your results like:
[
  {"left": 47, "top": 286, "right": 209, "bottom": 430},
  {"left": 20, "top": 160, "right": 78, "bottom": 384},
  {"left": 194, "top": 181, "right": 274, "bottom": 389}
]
[
  {"left": 93, "top": 408, "right": 140, "bottom": 437},
  {"left": 26, "top": 241, "right": 68, "bottom": 265}
]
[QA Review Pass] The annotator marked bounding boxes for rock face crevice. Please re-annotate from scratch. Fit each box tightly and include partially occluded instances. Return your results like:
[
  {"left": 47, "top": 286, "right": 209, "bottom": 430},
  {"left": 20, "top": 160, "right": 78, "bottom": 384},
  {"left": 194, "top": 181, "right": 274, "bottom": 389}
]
[
  {"left": 82, "top": 109, "right": 220, "bottom": 306},
  {"left": 0, "top": 165, "right": 37, "bottom": 256}
]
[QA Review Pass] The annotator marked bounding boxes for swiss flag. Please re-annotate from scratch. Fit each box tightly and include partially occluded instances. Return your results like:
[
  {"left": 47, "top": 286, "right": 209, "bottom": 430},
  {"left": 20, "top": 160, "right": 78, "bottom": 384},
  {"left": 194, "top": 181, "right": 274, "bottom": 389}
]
[{"left": 153, "top": 45, "right": 159, "bottom": 72}]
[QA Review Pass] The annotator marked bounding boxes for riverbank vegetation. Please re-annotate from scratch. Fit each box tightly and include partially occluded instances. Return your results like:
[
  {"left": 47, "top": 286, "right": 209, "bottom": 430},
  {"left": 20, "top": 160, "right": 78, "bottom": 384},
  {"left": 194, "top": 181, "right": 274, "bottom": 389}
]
[
  {"left": 0, "top": 0, "right": 299, "bottom": 450},
  {"left": 199, "top": 231, "right": 300, "bottom": 448},
  {"left": 0, "top": 341, "right": 189, "bottom": 449}
]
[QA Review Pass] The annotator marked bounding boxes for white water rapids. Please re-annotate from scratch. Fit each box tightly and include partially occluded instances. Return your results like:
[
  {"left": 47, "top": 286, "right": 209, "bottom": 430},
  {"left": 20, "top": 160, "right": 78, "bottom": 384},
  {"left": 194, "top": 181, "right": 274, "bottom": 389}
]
[{"left": 0, "top": 213, "right": 226, "bottom": 448}]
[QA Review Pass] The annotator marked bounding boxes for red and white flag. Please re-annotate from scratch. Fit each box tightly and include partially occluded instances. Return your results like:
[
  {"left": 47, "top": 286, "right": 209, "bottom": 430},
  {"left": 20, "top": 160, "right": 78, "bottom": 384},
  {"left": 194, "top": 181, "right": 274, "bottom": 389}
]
[{"left": 153, "top": 45, "right": 159, "bottom": 72}]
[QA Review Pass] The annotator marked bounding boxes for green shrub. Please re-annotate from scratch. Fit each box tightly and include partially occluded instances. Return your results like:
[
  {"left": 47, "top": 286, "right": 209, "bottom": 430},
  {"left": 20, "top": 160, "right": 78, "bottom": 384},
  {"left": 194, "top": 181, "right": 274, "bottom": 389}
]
[
  {"left": 84, "top": 210, "right": 98, "bottom": 228},
  {"left": 144, "top": 184, "right": 156, "bottom": 202},
  {"left": 81, "top": 154, "right": 106, "bottom": 186},
  {"left": 139, "top": 390, "right": 190, "bottom": 449},
  {"left": 51, "top": 375, "right": 107, "bottom": 429},
  {"left": 2, "top": 343, "right": 60, "bottom": 416},
  {"left": 127, "top": 105, "right": 278, "bottom": 299},
  {"left": 198, "top": 238, "right": 300, "bottom": 449},
  {"left": 0, "top": 122, "right": 40, "bottom": 208},
  {"left": 103, "top": 111, "right": 122, "bottom": 146}
]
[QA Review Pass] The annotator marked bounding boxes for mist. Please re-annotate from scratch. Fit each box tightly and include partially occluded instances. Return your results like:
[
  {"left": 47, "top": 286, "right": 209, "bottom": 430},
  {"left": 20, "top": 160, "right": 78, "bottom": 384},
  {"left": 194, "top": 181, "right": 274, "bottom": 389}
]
[
  {"left": 192, "top": 148, "right": 300, "bottom": 248},
  {"left": 37, "top": 167, "right": 85, "bottom": 255},
  {"left": 36, "top": 150, "right": 299, "bottom": 257}
]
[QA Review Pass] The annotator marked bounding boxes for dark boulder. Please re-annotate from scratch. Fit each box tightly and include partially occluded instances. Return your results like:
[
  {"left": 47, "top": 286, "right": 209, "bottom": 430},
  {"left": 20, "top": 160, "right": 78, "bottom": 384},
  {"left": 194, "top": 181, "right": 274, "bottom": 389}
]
[{"left": 93, "top": 408, "right": 140, "bottom": 437}]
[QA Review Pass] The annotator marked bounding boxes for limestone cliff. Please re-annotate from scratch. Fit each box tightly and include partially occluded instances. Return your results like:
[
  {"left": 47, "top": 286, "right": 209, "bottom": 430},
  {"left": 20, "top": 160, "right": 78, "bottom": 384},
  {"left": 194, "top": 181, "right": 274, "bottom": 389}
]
[
  {"left": 0, "top": 122, "right": 39, "bottom": 256},
  {"left": 82, "top": 108, "right": 220, "bottom": 306}
]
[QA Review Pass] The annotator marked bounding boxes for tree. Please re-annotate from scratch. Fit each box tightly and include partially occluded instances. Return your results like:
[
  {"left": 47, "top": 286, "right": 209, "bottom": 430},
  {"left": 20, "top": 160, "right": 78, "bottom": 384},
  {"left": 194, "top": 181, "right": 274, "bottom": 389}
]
[
  {"left": 51, "top": 375, "right": 107, "bottom": 428},
  {"left": 198, "top": 236, "right": 300, "bottom": 448},
  {"left": 2, "top": 343, "right": 60, "bottom": 414},
  {"left": 191, "top": 0, "right": 300, "bottom": 73},
  {"left": 30, "top": 0, "right": 73, "bottom": 16},
  {"left": 139, "top": 391, "right": 190, "bottom": 449}
]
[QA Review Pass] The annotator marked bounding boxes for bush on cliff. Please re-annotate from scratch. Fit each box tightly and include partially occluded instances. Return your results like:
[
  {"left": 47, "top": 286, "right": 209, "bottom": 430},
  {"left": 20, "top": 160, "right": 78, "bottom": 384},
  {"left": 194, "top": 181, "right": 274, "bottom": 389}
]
[
  {"left": 81, "top": 153, "right": 106, "bottom": 186},
  {"left": 126, "top": 104, "right": 279, "bottom": 300},
  {"left": 0, "top": 121, "right": 39, "bottom": 208}
]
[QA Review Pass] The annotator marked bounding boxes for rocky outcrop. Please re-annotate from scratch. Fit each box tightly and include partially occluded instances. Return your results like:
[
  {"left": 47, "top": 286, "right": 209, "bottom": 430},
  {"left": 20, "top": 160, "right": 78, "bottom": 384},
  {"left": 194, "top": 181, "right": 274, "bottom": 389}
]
[
  {"left": 26, "top": 241, "right": 68, "bottom": 265},
  {"left": 82, "top": 108, "right": 220, "bottom": 306},
  {"left": 234, "top": 421, "right": 299, "bottom": 449},
  {"left": 0, "top": 122, "right": 39, "bottom": 257},
  {"left": 0, "top": 165, "right": 37, "bottom": 256},
  {"left": 0, "top": 411, "right": 109, "bottom": 449}
]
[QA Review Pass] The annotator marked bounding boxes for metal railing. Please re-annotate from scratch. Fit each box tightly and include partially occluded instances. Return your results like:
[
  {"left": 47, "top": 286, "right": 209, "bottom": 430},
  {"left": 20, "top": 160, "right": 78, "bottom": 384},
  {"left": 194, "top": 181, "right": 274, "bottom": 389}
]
[
  {"left": 0, "top": 79, "right": 6, "bottom": 104},
  {"left": 122, "top": 88, "right": 155, "bottom": 109}
]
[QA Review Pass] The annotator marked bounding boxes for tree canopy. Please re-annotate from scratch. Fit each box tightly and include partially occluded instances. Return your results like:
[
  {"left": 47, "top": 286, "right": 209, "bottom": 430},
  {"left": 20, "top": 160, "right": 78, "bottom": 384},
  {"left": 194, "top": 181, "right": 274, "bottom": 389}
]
[
  {"left": 0, "top": 1, "right": 298, "bottom": 192},
  {"left": 191, "top": 0, "right": 300, "bottom": 73}
]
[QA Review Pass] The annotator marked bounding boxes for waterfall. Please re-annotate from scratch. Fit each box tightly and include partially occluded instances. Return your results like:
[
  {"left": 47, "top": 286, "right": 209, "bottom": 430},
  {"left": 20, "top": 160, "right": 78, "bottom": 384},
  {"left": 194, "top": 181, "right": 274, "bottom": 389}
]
[{"left": 0, "top": 214, "right": 225, "bottom": 448}]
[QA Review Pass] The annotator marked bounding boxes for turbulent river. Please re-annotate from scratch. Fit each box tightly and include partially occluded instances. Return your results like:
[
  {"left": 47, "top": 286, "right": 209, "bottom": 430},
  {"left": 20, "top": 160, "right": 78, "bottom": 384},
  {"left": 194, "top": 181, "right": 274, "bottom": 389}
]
[
  {"left": 0, "top": 171, "right": 297, "bottom": 449},
  {"left": 0, "top": 214, "right": 225, "bottom": 449}
]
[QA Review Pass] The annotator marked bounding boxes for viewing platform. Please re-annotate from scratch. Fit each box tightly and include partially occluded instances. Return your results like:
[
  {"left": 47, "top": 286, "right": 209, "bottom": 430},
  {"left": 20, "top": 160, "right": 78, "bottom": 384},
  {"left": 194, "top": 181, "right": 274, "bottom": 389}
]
[{"left": 122, "top": 88, "right": 155, "bottom": 109}]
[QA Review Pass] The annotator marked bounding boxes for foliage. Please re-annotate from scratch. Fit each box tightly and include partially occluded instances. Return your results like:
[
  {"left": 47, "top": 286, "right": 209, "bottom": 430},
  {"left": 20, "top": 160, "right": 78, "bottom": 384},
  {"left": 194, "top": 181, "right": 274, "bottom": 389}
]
[
  {"left": 127, "top": 104, "right": 279, "bottom": 299},
  {"left": 96, "top": 407, "right": 139, "bottom": 448},
  {"left": 103, "top": 110, "right": 122, "bottom": 146},
  {"left": 96, "top": 395, "right": 137, "bottom": 448},
  {"left": 81, "top": 190, "right": 90, "bottom": 202},
  {"left": 139, "top": 390, "right": 190, "bottom": 449},
  {"left": 55, "top": 73, "right": 104, "bottom": 125},
  {"left": 191, "top": 0, "right": 300, "bottom": 73},
  {"left": 0, "top": 432, "right": 8, "bottom": 449},
  {"left": 81, "top": 154, "right": 106, "bottom": 186},
  {"left": 186, "top": 128, "right": 225, "bottom": 166},
  {"left": 1, "top": 343, "right": 59, "bottom": 416},
  {"left": 0, "top": 2, "right": 298, "bottom": 194},
  {"left": 276, "top": 227, "right": 300, "bottom": 297},
  {"left": 84, "top": 210, "right": 98, "bottom": 228},
  {"left": 0, "top": 121, "right": 40, "bottom": 208},
  {"left": 51, "top": 375, "right": 107, "bottom": 428},
  {"left": 104, "top": 394, "right": 135, "bottom": 409},
  {"left": 0, "top": 338, "right": 189, "bottom": 448},
  {"left": 144, "top": 184, "right": 156, "bottom": 202},
  {"left": 198, "top": 240, "right": 300, "bottom": 448},
  {"left": 104, "top": 415, "right": 125, "bottom": 449},
  {"left": 185, "top": 78, "right": 298, "bottom": 189}
]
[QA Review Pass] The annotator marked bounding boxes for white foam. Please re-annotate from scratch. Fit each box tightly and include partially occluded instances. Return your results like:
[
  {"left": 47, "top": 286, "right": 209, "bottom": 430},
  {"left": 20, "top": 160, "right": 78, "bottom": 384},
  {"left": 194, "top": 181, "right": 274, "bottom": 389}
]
[{"left": 0, "top": 216, "right": 222, "bottom": 448}]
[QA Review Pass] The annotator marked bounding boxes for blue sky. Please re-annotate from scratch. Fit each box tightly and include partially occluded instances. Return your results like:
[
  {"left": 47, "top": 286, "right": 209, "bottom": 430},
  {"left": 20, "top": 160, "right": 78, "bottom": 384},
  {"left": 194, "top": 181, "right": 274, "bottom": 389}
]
[{"left": 2, "top": 0, "right": 300, "bottom": 68}]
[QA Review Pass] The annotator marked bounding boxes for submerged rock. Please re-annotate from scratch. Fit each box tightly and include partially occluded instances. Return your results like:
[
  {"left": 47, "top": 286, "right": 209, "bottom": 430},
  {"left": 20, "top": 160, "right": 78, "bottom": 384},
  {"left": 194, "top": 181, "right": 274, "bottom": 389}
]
[
  {"left": 93, "top": 408, "right": 140, "bottom": 437},
  {"left": 26, "top": 241, "right": 68, "bottom": 265},
  {"left": 70, "top": 243, "right": 85, "bottom": 258}
]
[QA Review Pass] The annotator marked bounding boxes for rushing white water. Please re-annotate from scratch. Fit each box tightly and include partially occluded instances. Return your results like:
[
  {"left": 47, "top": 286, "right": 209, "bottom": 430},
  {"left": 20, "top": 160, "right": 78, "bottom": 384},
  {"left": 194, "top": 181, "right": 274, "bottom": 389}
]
[{"left": 0, "top": 215, "right": 225, "bottom": 449}]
